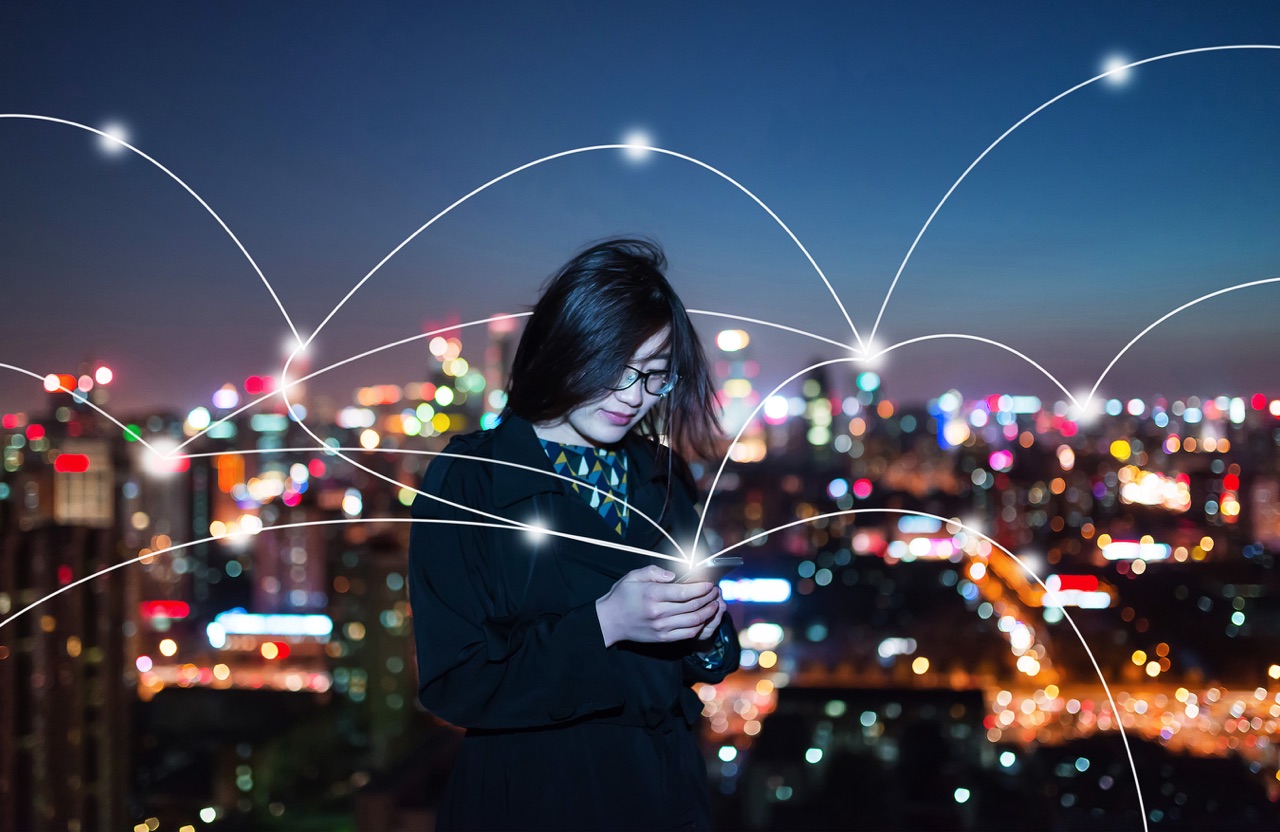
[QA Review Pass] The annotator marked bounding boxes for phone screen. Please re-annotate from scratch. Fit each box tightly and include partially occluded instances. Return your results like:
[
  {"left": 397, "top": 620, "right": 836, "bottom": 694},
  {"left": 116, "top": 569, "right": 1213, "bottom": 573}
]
[{"left": 676, "top": 556, "right": 743, "bottom": 584}]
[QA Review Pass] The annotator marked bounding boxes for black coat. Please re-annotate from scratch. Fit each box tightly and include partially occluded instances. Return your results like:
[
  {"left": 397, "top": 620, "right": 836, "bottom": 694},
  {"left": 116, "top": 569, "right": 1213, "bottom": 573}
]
[{"left": 408, "top": 414, "right": 739, "bottom": 831}]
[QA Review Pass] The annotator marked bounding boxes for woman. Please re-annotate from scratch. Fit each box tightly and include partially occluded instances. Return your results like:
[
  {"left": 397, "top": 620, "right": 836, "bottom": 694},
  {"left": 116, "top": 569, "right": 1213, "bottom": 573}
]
[{"left": 408, "top": 239, "right": 739, "bottom": 831}]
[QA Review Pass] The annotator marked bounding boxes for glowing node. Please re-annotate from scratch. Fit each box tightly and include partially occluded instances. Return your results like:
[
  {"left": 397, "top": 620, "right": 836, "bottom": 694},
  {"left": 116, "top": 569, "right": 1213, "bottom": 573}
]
[
  {"left": 284, "top": 334, "right": 309, "bottom": 359},
  {"left": 857, "top": 340, "right": 884, "bottom": 369},
  {"left": 524, "top": 521, "right": 548, "bottom": 544},
  {"left": 1102, "top": 54, "right": 1132, "bottom": 87},
  {"left": 97, "top": 120, "right": 130, "bottom": 155},
  {"left": 620, "top": 128, "right": 654, "bottom": 164},
  {"left": 1068, "top": 392, "right": 1101, "bottom": 427}
]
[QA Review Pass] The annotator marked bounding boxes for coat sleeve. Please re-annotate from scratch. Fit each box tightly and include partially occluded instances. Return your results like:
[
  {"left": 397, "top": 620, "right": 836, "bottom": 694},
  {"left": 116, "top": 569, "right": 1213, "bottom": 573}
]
[
  {"left": 407, "top": 456, "right": 625, "bottom": 729},
  {"left": 683, "top": 610, "right": 740, "bottom": 685}
]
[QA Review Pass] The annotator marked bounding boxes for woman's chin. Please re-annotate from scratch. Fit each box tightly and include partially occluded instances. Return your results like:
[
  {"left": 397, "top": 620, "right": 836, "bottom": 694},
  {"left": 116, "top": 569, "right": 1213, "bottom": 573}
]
[{"left": 584, "top": 419, "right": 631, "bottom": 446}]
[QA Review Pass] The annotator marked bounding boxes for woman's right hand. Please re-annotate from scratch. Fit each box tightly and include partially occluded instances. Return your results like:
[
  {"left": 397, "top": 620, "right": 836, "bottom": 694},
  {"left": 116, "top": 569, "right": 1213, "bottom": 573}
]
[{"left": 595, "top": 565, "right": 721, "bottom": 648}]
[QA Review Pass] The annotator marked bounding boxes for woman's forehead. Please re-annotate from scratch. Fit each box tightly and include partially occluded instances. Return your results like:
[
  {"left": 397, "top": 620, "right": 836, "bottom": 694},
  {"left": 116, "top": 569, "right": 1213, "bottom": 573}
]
[{"left": 630, "top": 325, "right": 672, "bottom": 362}]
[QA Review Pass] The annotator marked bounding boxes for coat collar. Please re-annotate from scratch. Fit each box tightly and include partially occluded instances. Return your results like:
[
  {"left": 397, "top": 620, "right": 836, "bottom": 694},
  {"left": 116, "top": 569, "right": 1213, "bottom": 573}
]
[{"left": 489, "top": 412, "right": 669, "bottom": 509}]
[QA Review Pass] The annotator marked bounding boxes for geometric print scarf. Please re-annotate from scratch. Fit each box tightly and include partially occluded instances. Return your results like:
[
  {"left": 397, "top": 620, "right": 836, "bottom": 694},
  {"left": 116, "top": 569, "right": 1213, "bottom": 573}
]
[{"left": 538, "top": 438, "right": 630, "bottom": 537}]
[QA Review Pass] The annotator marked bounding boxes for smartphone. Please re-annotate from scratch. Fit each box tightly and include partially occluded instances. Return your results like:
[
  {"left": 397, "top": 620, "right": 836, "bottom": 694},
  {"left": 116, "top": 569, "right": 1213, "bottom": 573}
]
[{"left": 676, "top": 556, "right": 743, "bottom": 584}]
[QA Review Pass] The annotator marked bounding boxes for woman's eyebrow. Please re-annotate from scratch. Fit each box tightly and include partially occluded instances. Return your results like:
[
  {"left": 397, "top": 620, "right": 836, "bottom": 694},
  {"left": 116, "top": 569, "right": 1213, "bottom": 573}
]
[{"left": 635, "top": 351, "right": 672, "bottom": 364}]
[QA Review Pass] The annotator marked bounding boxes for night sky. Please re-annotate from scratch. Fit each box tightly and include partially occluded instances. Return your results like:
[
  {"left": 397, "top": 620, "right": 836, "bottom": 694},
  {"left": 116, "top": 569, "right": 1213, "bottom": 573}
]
[{"left": 3, "top": 2, "right": 1280, "bottom": 416}]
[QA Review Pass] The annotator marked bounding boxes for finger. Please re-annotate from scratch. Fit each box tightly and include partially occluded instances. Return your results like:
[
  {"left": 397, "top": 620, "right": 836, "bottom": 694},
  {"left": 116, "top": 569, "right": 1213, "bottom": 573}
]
[
  {"left": 628, "top": 565, "right": 675, "bottom": 583},
  {"left": 664, "top": 623, "right": 711, "bottom": 642},
  {"left": 652, "top": 581, "right": 714, "bottom": 602},
  {"left": 700, "top": 600, "right": 726, "bottom": 639},
  {"left": 651, "top": 591, "right": 717, "bottom": 617},
  {"left": 697, "top": 600, "right": 726, "bottom": 640},
  {"left": 659, "top": 599, "right": 719, "bottom": 633}
]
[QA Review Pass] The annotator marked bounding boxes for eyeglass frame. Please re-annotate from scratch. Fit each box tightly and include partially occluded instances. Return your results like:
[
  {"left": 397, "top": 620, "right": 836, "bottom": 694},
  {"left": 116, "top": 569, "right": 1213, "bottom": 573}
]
[{"left": 608, "top": 365, "right": 678, "bottom": 397}]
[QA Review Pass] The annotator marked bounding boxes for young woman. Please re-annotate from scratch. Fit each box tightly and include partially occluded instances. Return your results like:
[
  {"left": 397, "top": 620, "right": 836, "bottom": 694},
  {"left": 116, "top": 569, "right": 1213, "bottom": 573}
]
[{"left": 408, "top": 239, "right": 739, "bottom": 831}]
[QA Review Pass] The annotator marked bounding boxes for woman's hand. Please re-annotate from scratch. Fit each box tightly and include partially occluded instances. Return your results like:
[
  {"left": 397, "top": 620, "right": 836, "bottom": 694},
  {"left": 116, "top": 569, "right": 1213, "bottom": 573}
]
[
  {"left": 694, "top": 593, "right": 727, "bottom": 642},
  {"left": 595, "top": 565, "right": 722, "bottom": 647}
]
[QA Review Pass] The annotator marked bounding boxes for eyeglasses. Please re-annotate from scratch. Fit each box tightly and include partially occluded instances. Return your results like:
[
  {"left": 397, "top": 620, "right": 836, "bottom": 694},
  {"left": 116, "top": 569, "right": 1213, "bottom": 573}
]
[{"left": 609, "top": 365, "right": 678, "bottom": 396}]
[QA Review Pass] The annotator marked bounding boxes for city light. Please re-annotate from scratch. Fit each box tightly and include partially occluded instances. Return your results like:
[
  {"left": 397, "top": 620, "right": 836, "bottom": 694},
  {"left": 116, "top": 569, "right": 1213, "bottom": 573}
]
[
  {"left": 1102, "top": 540, "right": 1171, "bottom": 561},
  {"left": 741, "top": 622, "right": 784, "bottom": 650},
  {"left": 716, "top": 329, "right": 750, "bottom": 352},
  {"left": 212, "top": 385, "right": 239, "bottom": 410},
  {"left": 208, "top": 609, "right": 333, "bottom": 638},
  {"left": 720, "top": 578, "right": 791, "bottom": 604}
]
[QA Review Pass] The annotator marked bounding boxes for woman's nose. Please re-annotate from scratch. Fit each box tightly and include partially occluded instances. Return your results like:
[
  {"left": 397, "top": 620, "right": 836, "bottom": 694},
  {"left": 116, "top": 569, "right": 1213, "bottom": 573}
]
[{"left": 615, "top": 381, "right": 644, "bottom": 407}]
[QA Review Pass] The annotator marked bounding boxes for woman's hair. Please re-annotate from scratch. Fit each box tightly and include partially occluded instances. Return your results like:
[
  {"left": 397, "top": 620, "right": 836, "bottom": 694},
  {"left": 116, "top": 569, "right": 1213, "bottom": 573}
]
[{"left": 503, "top": 238, "right": 721, "bottom": 462}]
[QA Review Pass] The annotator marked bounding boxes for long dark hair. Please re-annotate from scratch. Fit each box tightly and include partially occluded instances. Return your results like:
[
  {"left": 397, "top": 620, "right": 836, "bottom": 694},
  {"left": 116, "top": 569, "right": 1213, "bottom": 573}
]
[{"left": 502, "top": 238, "right": 721, "bottom": 463}]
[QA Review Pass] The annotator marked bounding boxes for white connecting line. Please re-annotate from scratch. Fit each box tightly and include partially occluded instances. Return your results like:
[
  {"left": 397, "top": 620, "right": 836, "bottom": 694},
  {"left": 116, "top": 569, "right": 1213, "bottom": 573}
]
[{"left": 9, "top": 47, "right": 1280, "bottom": 825}]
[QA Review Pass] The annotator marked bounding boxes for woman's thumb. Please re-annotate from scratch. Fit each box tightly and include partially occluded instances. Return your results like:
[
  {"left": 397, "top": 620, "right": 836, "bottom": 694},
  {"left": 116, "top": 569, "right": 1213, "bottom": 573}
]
[{"left": 645, "top": 564, "right": 675, "bottom": 582}]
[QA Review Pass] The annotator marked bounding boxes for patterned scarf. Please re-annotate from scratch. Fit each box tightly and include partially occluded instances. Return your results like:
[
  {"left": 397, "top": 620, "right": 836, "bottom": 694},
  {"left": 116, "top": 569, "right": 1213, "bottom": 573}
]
[{"left": 538, "top": 438, "right": 630, "bottom": 537}]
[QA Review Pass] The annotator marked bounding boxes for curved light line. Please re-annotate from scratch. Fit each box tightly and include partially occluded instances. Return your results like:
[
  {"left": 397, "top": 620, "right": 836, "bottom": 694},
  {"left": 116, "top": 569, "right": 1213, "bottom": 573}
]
[
  {"left": 0, "top": 516, "right": 684, "bottom": 631},
  {"left": 174, "top": 304, "right": 849, "bottom": 457},
  {"left": 169, "top": 312, "right": 532, "bottom": 456},
  {"left": 0, "top": 114, "right": 301, "bottom": 344},
  {"left": 868, "top": 333, "right": 1080, "bottom": 406},
  {"left": 693, "top": 356, "right": 862, "bottom": 556},
  {"left": 870, "top": 44, "right": 1280, "bottom": 349},
  {"left": 178, "top": 445, "right": 684, "bottom": 555},
  {"left": 707, "top": 507, "right": 1146, "bottom": 827},
  {"left": 1088, "top": 275, "right": 1280, "bottom": 405},
  {"left": 689, "top": 309, "right": 861, "bottom": 353},
  {"left": 303, "top": 144, "right": 862, "bottom": 351},
  {"left": 0, "top": 363, "right": 180, "bottom": 460},
  {"left": 1, "top": 318, "right": 681, "bottom": 552},
  {"left": 279, "top": 342, "right": 684, "bottom": 560}
]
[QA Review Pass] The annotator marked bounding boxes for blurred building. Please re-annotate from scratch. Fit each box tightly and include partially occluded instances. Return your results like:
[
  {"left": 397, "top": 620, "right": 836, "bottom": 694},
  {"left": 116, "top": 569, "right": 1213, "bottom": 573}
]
[{"left": 0, "top": 373, "right": 134, "bottom": 832}]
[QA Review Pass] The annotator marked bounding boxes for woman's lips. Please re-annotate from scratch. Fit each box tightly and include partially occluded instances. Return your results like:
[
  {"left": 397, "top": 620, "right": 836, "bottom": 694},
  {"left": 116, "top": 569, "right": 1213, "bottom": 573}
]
[{"left": 600, "top": 409, "right": 634, "bottom": 426}]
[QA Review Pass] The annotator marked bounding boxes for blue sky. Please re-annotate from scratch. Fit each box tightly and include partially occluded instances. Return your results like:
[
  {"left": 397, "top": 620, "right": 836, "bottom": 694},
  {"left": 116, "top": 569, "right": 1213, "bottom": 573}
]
[{"left": 3, "top": 2, "right": 1280, "bottom": 413}]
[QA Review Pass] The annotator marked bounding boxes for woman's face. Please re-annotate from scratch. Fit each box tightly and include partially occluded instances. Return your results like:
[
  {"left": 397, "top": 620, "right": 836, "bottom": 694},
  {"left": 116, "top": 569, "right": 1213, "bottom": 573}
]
[{"left": 534, "top": 325, "right": 672, "bottom": 448}]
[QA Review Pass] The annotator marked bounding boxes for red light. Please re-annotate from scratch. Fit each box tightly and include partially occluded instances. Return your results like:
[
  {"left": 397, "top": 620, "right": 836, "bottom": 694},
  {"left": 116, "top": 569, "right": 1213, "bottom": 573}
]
[
  {"left": 1224, "top": 474, "right": 1240, "bottom": 491},
  {"left": 263, "top": 641, "right": 290, "bottom": 659},
  {"left": 2, "top": 414, "right": 18, "bottom": 430},
  {"left": 57, "top": 565, "right": 73, "bottom": 585},
  {"left": 1252, "top": 394, "right": 1267, "bottom": 410},
  {"left": 54, "top": 453, "right": 89, "bottom": 473},
  {"left": 25, "top": 424, "right": 45, "bottom": 441},
  {"left": 307, "top": 459, "right": 326, "bottom": 478},
  {"left": 1054, "top": 574, "right": 1099, "bottom": 592},
  {"left": 139, "top": 600, "right": 191, "bottom": 620},
  {"left": 244, "top": 375, "right": 265, "bottom": 395},
  {"left": 852, "top": 478, "right": 873, "bottom": 499}
]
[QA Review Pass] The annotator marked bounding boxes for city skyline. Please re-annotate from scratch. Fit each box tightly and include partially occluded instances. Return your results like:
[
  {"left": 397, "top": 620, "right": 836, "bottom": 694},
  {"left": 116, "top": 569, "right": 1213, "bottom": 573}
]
[
  {"left": 4, "top": 4, "right": 1280, "bottom": 416},
  {"left": 5, "top": 6, "right": 1280, "bottom": 828}
]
